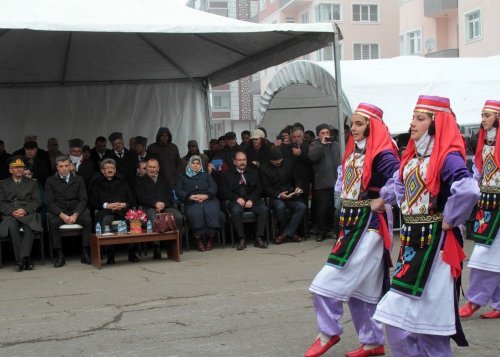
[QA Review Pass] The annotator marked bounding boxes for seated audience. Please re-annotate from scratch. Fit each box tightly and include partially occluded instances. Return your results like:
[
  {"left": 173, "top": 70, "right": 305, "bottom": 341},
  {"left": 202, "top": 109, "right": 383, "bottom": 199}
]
[
  {"left": 176, "top": 155, "right": 220, "bottom": 252},
  {"left": 45, "top": 156, "right": 92, "bottom": 267},
  {"left": 68, "top": 138, "right": 95, "bottom": 190},
  {"left": 0, "top": 156, "right": 42, "bottom": 271},
  {"left": 219, "top": 151, "right": 268, "bottom": 250},
  {"left": 180, "top": 140, "right": 210, "bottom": 172}
]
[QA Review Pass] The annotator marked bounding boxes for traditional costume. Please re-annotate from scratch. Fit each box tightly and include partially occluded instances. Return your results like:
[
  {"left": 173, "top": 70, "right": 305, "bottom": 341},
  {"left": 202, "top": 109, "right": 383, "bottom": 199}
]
[
  {"left": 459, "top": 100, "right": 500, "bottom": 320},
  {"left": 373, "top": 95, "right": 480, "bottom": 356},
  {"left": 305, "top": 103, "right": 400, "bottom": 357}
]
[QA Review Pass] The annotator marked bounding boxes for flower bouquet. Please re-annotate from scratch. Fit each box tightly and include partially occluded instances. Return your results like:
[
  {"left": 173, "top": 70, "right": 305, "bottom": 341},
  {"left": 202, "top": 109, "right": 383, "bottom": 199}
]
[{"left": 125, "top": 208, "right": 148, "bottom": 233}]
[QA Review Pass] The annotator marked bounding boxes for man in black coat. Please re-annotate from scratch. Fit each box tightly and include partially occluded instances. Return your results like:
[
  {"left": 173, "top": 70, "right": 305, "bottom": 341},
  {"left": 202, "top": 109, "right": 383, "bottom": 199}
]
[
  {"left": 259, "top": 147, "right": 306, "bottom": 244},
  {"left": 134, "top": 158, "right": 183, "bottom": 259},
  {"left": 0, "top": 156, "right": 42, "bottom": 271},
  {"left": 103, "top": 132, "right": 137, "bottom": 187},
  {"left": 219, "top": 151, "right": 268, "bottom": 250},
  {"left": 68, "top": 138, "right": 95, "bottom": 190},
  {"left": 90, "top": 136, "right": 112, "bottom": 171},
  {"left": 45, "top": 156, "right": 92, "bottom": 268},
  {"left": 89, "top": 158, "right": 137, "bottom": 264}
]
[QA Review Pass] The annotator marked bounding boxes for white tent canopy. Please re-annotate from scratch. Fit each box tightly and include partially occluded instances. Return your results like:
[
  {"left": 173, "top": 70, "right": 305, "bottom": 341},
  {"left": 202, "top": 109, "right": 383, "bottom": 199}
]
[
  {"left": 258, "top": 56, "right": 500, "bottom": 137},
  {"left": 257, "top": 60, "right": 352, "bottom": 140},
  {"left": 0, "top": 0, "right": 336, "bottom": 151}
]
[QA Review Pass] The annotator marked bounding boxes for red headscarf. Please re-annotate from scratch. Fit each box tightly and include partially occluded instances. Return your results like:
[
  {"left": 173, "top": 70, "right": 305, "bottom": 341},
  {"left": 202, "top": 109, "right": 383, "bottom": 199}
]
[
  {"left": 343, "top": 103, "right": 399, "bottom": 191},
  {"left": 474, "top": 100, "right": 500, "bottom": 173},
  {"left": 400, "top": 95, "right": 466, "bottom": 196}
]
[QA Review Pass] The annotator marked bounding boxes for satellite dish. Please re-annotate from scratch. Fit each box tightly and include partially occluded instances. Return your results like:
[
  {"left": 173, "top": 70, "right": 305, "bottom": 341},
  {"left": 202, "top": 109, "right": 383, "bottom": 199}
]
[{"left": 425, "top": 38, "right": 436, "bottom": 52}]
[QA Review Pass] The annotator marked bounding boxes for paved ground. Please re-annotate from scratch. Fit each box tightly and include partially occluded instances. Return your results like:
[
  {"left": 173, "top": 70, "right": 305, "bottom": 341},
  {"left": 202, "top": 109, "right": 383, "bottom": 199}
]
[{"left": 0, "top": 237, "right": 497, "bottom": 357}]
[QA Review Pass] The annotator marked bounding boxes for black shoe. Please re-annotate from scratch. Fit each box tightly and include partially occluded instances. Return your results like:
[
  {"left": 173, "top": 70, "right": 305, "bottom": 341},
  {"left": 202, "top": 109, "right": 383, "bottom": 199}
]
[
  {"left": 16, "top": 261, "right": 24, "bottom": 272},
  {"left": 153, "top": 247, "right": 162, "bottom": 259},
  {"left": 254, "top": 237, "right": 267, "bottom": 249},
  {"left": 128, "top": 251, "right": 139, "bottom": 262},
  {"left": 54, "top": 255, "right": 66, "bottom": 268},
  {"left": 24, "top": 257, "right": 35, "bottom": 270},
  {"left": 236, "top": 238, "right": 246, "bottom": 250},
  {"left": 107, "top": 254, "right": 115, "bottom": 265},
  {"left": 315, "top": 233, "right": 326, "bottom": 242},
  {"left": 81, "top": 249, "right": 91, "bottom": 265}
]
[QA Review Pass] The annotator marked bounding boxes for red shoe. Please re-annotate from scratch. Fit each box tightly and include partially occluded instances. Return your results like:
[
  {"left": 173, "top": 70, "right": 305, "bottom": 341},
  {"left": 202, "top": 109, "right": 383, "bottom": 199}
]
[
  {"left": 345, "top": 345, "right": 385, "bottom": 357},
  {"left": 459, "top": 302, "right": 480, "bottom": 318},
  {"left": 480, "top": 309, "right": 500, "bottom": 319},
  {"left": 304, "top": 335, "right": 340, "bottom": 357}
]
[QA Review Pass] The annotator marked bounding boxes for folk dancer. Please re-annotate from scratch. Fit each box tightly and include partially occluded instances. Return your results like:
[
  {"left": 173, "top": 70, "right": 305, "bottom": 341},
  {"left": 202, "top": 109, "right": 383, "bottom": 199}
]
[{"left": 305, "top": 103, "right": 400, "bottom": 357}]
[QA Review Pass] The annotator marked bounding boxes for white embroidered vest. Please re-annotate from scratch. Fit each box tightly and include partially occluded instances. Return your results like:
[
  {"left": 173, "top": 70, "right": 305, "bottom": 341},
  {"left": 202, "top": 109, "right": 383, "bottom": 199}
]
[
  {"left": 401, "top": 156, "right": 432, "bottom": 215},
  {"left": 341, "top": 151, "right": 365, "bottom": 200},
  {"left": 481, "top": 144, "right": 500, "bottom": 188}
]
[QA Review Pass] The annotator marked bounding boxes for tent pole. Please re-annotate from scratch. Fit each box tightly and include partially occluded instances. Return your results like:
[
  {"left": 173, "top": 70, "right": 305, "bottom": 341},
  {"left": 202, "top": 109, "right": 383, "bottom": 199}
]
[{"left": 332, "top": 24, "right": 345, "bottom": 158}]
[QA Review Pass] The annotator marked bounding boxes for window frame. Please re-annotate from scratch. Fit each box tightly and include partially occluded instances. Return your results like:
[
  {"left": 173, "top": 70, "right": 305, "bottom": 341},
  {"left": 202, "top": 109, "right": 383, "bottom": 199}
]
[
  {"left": 352, "top": 4, "right": 379, "bottom": 23},
  {"left": 464, "top": 8, "right": 482, "bottom": 43},
  {"left": 211, "top": 91, "right": 231, "bottom": 111},
  {"left": 352, "top": 43, "right": 380, "bottom": 60},
  {"left": 314, "top": 3, "right": 343, "bottom": 22},
  {"left": 405, "top": 28, "right": 422, "bottom": 55}
]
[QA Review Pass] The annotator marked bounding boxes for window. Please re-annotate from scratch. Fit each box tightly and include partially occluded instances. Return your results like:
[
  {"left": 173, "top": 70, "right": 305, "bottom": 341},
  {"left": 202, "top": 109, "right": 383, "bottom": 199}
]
[
  {"left": 212, "top": 92, "right": 231, "bottom": 111},
  {"left": 465, "top": 9, "right": 481, "bottom": 42},
  {"left": 406, "top": 29, "right": 422, "bottom": 55},
  {"left": 352, "top": 4, "right": 378, "bottom": 22},
  {"left": 208, "top": 1, "right": 229, "bottom": 17},
  {"left": 318, "top": 46, "right": 334, "bottom": 61},
  {"left": 399, "top": 34, "right": 404, "bottom": 55},
  {"left": 260, "top": 0, "right": 266, "bottom": 11},
  {"left": 353, "top": 43, "right": 379, "bottom": 60},
  {"left": 315, "top": 3, "right": 342, "bottom": 22},
  {"left": 301, "top": 12, "right": 309, "bottom": 23}
]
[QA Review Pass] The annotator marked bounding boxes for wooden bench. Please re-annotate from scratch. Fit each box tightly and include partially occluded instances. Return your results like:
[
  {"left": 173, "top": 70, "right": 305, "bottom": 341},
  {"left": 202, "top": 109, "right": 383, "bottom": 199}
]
[{"left": 90, "top": 231, "right": 180, "bottom": 269}]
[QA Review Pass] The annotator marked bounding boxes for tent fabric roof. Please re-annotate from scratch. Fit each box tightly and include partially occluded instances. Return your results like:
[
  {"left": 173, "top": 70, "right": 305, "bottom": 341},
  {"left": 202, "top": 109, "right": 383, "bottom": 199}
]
[
  {"left": 0, "top": 0, "right": 335, "bottom": 87},
  {"left": 318, "top": 56, "right": 500, "bottom": 134}
]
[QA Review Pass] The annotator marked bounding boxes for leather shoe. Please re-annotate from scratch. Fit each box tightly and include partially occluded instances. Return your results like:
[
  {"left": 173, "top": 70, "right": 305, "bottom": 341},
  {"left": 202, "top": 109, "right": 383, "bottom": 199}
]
[
  {"left": 274, "top": 234, "right": 288, "bottom": 245},
  {"left": 291, "top": 234, "right": 303, "bottom": 242},
  {"left": 480, "top": 309, "right": 500, "bottom": 319},
  {"left": 54, "top": 255, "right": 66, "bottom": 268},
  {"left": 305, "top": 335, "right": 340, "bottom": 357},
  {"left": 24, "top": 258, "right": 35, "bottom": 270},
  {"left": 107, "top": 254, "right": 115, "bottom": 265},
  {"left": 236, "top": 238, "right": 246, "bottom": 250},
  {"left": 81, "top": 249, "right": 91, "bottom": 265},
  {"left": 459, "top": 301, "right": 480, "bottom": 318},
  {"left": 254, "top": 237, "right": 267, "bottom": 248},
  {"left": 153, "top": 247, "right": 162, "bottom": 259},
  {"left": 128, "top": 251, "right": 139, "bottom": 262},
  {"left": 345, "top": 345, "right": 385, "bottom": 357},
  {"left": 315, "top": 233, "right": 326, "bottom": 242},
  {"left": 16, "top": 261, "right": 24, "bottom": 272}
]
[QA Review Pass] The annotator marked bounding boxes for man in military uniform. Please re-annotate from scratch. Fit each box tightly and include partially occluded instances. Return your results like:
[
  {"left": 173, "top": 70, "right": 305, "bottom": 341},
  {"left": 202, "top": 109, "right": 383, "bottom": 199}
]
[{"left": 0, "top": 156, "right": 42, "bottom": 271}]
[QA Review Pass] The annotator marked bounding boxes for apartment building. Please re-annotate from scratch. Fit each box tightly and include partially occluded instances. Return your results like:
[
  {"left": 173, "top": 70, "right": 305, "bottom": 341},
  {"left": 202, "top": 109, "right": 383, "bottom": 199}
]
[{"left": 399, "top": 0, "right": 500, "bottom": 57}]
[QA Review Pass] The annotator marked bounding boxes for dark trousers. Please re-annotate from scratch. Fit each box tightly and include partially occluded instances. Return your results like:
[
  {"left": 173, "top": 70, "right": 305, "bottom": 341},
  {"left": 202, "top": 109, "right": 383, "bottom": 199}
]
[
  {"left": 313, "top": 188, "right": 334, "bottom": 233},
  {"left": 269, "top": 198, "right": 306, "bottom": 237},
  {"left": 48, "top": 210, "right": 92, "bottom": 250},
  {"left": 4, "top": 216, "right": 34, "bottom": 261},
  {"left": 228, "top": 200, "right": 268, "bottom": 240}
]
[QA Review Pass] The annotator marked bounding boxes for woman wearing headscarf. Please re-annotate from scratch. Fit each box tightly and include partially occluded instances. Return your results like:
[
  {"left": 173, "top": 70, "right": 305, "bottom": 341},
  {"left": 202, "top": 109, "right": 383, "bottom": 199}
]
[
  {"left": 305, "top": 103, "right": 400, "bottom": 357},
  {"left": 459, "top": 100, "right": 500, "bottom": 320},
  {"left": 175, "top": 155, "right": 220, "bottom": 251},
  {"left": 373, "top": 95, "right": 480, "bottom": 356}
]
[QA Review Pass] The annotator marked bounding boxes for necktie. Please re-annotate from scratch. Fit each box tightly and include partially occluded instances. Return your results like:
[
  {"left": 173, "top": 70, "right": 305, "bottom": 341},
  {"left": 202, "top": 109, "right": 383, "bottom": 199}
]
[
  {"left": 239, "top": 171, "right": 246, "bottom": 185},
  {"left": 118, "top": 152, "right": 123, "bottom": 158}
]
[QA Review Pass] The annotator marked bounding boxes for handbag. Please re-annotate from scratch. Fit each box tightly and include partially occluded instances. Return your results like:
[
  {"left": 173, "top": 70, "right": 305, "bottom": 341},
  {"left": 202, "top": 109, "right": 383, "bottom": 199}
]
[{"left": 153, "top": 212, "right": 178, "bottom": 233}]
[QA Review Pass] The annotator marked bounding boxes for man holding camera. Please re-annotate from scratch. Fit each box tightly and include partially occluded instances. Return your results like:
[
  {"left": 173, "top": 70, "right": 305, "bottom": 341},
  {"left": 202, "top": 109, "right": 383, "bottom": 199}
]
[{"left": 309, "top": 123, "right": 340, "bottom": 242}]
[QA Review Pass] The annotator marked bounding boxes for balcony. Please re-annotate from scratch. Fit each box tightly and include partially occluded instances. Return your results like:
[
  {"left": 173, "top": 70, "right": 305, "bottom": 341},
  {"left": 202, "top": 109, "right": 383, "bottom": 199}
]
[
  {"left": 425, "top": 48, "right": 459, "bottom": 58},
  {"left": 424, "top": 0, "right": 457, "bottom": 18}
]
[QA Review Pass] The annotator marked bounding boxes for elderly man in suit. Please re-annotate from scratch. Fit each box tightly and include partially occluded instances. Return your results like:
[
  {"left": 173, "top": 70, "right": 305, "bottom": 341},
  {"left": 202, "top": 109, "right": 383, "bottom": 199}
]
[
  {"left": 68, "top": 138, "right": 95, "bottom": 190},
  {"left": 45, "top": 155, "right": 92, "bottom": 268},
  {"left": 104, "top": 132, "right": 136, "bottom": 186},
  {"left": 0, "top": 156, "right": 42, "bottom": 271},
  {"left": 219, "top": 151, "right": 268, "bottom": 250}
]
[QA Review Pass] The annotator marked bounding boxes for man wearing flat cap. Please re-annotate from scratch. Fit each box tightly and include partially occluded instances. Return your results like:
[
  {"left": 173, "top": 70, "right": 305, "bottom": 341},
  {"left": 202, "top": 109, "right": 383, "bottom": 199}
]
[
  {"left": 181, "top": 140, "right": 209, "bottom": 172},
  {"left": 13, "top": 135, "right": 52, "bottom": 173},
  {"left": 0, "top": 156, "right": 42, "bottom": 271},
  {"left": 218, "top": 131, "right": 241, "bottom": 172},
  {"left": 103, "top": 132, "right": 136, "bottom": 186},
  {"left": 68, "top": 138, "right": 95, "bottom": 190},
  {"left": 23, "top": 140, "right": 51, "bottom": 187}
]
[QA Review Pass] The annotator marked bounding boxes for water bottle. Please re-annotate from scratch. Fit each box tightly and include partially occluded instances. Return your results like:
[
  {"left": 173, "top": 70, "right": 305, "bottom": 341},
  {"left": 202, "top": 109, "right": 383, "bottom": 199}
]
[
  {"left": 118, "top": 221, "right": 126, "bottom": 235},
  {"left": 147, "top": 219, "right": 153, "bottom": 233},
  {"left": 95, "top": 222, "right": 102, "bottom": 236}
]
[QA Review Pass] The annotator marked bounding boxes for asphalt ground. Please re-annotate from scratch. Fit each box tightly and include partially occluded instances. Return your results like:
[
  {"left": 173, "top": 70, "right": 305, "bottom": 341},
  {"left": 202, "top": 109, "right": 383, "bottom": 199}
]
[{"left": 0, "top": 236, "right": 497, "bottom": 357}]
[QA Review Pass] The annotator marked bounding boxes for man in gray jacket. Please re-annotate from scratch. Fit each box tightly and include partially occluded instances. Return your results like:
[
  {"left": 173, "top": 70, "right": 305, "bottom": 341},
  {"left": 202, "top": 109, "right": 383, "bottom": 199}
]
[
  {"left": 0, "top": 156, "right": 42, "bottom": 271},
  {"left": 308, "top": 124, "right": 340, "bottom": 242}
]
